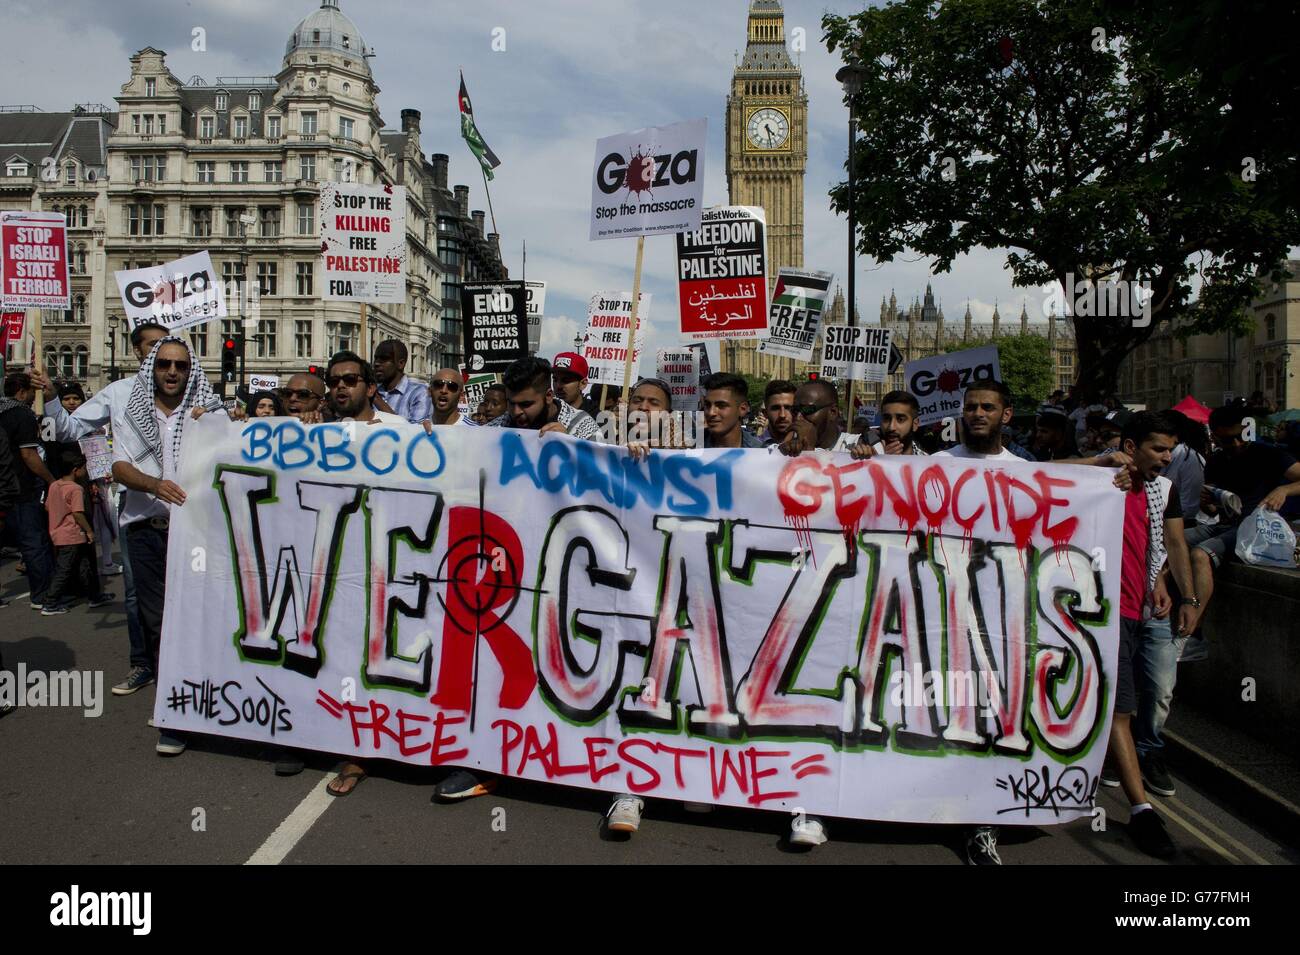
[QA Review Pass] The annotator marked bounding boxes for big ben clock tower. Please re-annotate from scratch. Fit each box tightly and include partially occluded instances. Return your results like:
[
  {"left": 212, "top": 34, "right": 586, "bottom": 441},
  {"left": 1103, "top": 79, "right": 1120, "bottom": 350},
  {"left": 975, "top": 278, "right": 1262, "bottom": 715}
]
[{"left": 725, "top": 0, "right": 808, "bottom": 378}]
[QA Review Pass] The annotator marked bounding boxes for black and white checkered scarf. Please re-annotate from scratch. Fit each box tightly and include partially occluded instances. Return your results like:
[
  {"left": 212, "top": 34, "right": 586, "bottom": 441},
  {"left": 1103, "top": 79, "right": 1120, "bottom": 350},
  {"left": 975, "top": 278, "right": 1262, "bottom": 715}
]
[
  {"left": 1142, "top": 475, "right": 1172, "bottom": 614},
  {"left": 119, "top": 336, "right": 222, "bottom": 479}
]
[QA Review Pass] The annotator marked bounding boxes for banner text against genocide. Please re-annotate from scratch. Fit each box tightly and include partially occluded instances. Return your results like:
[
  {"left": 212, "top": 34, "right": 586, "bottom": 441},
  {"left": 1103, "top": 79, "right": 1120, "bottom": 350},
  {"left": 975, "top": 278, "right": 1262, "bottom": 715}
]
[
  {"left": 156, "top": 420, "right": 1122, "bottom": 823},
  {"left": 159, "top": 423, "right": 1118, "bottom": 821}
]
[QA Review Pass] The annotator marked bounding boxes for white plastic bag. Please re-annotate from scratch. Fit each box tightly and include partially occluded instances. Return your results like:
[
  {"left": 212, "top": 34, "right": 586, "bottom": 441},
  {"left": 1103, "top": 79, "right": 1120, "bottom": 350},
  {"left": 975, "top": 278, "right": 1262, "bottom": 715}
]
[{"left": 1234, "top": 506, "right": 1298, "bottom": 568}]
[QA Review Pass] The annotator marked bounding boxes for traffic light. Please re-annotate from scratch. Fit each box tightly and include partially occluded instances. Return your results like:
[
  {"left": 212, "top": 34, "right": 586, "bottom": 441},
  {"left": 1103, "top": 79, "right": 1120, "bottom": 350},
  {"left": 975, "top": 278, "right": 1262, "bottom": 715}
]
[
  {"left": 222, "top": 337, "right": 238, "bottom": 383},
  {"left": 807, "top": 371, "right": 820, "bottom": 381},
  {"left": 306, "top": 364, "right": 322, "bottom": 380}
]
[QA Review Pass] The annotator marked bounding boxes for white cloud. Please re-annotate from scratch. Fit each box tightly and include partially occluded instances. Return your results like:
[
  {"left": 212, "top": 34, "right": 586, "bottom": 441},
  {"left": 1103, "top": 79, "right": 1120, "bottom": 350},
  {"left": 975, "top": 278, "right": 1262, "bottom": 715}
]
[{"left": 2, "top": 0, "right": 1056, "bottom": 380}]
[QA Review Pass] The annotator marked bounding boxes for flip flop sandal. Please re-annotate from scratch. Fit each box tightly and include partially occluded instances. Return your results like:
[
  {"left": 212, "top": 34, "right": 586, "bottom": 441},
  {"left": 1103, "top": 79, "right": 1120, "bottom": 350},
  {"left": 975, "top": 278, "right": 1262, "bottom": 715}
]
[{"left": 327, "top": 770, "right": 366, "bottom": 797}]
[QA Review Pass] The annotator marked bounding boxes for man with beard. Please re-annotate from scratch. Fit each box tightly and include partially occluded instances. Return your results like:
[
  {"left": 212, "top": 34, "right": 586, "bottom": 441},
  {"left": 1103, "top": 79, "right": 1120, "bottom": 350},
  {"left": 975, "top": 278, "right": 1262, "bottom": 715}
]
[
  {"left": 760, "top": 380, "right": 797, "bottom": 447},
  {"left": 110, "top": 337, "right": 226, "bottom": 756},
  {"left": 35, "top": 320, "right": 168, "bottom": 696},
  {"left": 484, "top": 356, "right": 601, "bottom": 439},
  {"left": 856, "top": 391, "right": 928, "bottom": 457},
  {"left": 936, "top": 379, "right": 1132, "bottom": 864},
  {"left": 325, "top": 351, "right": 406, "bottom": 426}
]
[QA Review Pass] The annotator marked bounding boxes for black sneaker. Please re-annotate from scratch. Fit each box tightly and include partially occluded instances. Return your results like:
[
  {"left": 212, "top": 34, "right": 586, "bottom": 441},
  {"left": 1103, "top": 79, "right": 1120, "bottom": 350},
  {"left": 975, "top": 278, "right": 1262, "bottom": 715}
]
[
  {"left": 1128, "top": 808, "right": 1176, "bottom": 859},
  {"left": 965, "top": 825, "right": 1002, "bottom": 865},
  {"left": 432, "top": 769, "right": 497, "bottom": 802},
  {"left": 1140, "top": 755, "right": 1176, "bottom": 797},
  {"left": 1100, "top": 768, "right": 1121, "bottom": 788},
  {"left": 87, "top": 593, "right": 116, "bottom": 609},
  {"left": 111, "top": 666, "right": 155, "bottom": 696}
]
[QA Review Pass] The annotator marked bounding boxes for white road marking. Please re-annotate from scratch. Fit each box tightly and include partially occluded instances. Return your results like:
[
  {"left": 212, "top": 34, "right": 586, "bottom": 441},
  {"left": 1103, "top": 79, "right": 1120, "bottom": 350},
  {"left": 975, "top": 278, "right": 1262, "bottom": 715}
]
[
  {"left": 245, "top": 775, "right": 336, "bottom": 865},
  {"left": 1164, "top": 794, "right": 1272, "bottom": 866}
]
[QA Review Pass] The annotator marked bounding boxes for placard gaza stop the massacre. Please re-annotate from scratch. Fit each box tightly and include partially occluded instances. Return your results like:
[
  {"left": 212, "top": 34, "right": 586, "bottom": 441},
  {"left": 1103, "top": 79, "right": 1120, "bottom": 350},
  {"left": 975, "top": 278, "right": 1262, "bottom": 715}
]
[{"left": 0, "top": 211, "right": 70, "bottom": 310}]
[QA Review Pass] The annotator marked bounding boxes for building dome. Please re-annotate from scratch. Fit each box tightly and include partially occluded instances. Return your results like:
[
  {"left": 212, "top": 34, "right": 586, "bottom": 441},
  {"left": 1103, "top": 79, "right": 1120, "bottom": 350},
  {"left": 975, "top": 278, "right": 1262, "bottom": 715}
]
[{"left": 286, "top": 1, "right": 368, "bottom": 65}]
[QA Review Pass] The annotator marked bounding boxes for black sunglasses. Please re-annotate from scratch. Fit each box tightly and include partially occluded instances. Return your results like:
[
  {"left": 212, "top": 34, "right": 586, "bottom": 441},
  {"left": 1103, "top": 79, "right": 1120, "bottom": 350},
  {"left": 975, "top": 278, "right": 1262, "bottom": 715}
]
[
  {"left": 326, "top": 373, "right": 364, "bottom": 388},
  {"left": 279, "top": 387, "right": 322, "bottom": 401},
  {"left": 154, "top": 359, "right": 191, "bottom": 373},
  {"left": 431, "top": 380, "right": 461, "bottom": 391},
  {"left": 794, "top": 403, "right": 832, "bottom": 417}
]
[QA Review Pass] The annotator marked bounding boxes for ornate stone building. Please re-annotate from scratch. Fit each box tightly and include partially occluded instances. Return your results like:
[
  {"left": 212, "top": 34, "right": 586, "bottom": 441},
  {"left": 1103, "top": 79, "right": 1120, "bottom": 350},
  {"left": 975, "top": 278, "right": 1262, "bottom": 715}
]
[
  {"left": 0, "top": 106, "right": 115, "bottom": 379},
  {"left": 818, "top": 285, "right": 1079, "bottom": 406},
  {"left": 1117, "top": 261, "right": 1300, "bottom": 411},
  {"left": 5, "top": 0, "right": 506, "bottom": 391},
  {"left": 723, "top": 0, "right": 807, "bottom": 379}
]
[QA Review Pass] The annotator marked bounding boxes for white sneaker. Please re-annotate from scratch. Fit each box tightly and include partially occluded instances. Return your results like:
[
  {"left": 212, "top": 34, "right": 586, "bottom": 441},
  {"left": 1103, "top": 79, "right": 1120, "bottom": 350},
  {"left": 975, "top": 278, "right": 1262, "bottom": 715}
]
[
  {"left": 789, "top": 815, "right": 828, "bottom": 847},
  {"left": 606, "top": 795, "right": 644, "bottom": 833},
  {"left": 101, "top": 564, "right": 123, "bottom": 576}
]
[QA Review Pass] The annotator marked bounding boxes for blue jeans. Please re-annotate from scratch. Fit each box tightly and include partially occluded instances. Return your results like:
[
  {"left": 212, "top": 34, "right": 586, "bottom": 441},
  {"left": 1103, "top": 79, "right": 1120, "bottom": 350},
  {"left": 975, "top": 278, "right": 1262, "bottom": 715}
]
[
  {"left": 1134, "top": 614, "right": 1186, "bottom": 758},
  {"left": 11, "top": 500, "right": 54, "bottom": 604},
  {"left": 118, "top": 524, "right": 148, "bottom": 671}
]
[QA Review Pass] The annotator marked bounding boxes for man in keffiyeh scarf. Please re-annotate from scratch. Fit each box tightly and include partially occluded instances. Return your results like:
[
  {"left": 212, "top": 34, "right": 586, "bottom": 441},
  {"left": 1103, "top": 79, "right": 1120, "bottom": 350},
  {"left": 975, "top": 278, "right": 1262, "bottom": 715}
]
[{"left": 110, "top": 335, "right": 224, "bottom": 757}]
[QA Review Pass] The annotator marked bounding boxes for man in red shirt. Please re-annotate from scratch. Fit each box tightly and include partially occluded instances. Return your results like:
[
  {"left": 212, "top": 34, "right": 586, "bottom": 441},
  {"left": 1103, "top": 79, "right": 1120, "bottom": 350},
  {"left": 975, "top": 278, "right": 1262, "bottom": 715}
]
[{"left": 1107, "top": 411, "right": 1200, "bottom": 859}]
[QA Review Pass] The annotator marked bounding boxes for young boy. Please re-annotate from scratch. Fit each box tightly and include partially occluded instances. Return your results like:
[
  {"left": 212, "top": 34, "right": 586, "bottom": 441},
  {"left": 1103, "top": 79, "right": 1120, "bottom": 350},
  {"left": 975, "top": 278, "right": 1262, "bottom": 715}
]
[{"left": 42, "top": 450, "right": 113, "bottom": 615}]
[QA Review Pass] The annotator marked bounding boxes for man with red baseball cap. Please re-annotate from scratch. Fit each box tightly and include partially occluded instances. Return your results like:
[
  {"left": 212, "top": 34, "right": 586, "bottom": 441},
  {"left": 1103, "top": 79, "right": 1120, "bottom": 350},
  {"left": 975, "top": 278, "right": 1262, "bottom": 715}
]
[{"left": 551, "top": 351, "right": 600, "bottom": 417}]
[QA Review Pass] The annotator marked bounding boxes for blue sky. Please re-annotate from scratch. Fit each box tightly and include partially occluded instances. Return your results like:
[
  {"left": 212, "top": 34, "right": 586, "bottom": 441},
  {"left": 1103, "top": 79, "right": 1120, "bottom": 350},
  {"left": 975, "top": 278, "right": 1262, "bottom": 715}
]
[{"left": 3, "top": 0, "right": 1054, "bottom": 374}]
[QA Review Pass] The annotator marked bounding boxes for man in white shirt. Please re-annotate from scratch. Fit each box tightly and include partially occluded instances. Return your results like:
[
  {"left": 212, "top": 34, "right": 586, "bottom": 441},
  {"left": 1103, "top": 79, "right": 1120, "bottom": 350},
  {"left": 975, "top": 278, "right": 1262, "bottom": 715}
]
[
  {"left": 36, "top": 321, "right": 168, "bottom": 697},
  {"left": 778, "top": 379, "right": 859, "bottom": 456},
  {"left": 111, "top": 337, "right": 225, "bottom": 757},
  {"left": 850, "top": 390, "right": 930, "bottom": 458}
]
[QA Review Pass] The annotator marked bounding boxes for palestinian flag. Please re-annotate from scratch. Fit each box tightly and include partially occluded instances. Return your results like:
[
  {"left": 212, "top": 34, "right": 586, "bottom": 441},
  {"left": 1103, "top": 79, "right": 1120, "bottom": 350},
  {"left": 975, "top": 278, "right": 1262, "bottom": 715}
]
[{"left": 459, "top": 71, "right": 501, "bottom": 180}]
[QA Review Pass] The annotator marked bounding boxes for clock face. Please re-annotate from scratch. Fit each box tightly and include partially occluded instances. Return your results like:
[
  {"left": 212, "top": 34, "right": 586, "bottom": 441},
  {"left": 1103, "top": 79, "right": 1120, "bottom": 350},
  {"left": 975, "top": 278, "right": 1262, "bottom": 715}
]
[{"left": 746, "top": 107, "right": 789, "bottom": 149}]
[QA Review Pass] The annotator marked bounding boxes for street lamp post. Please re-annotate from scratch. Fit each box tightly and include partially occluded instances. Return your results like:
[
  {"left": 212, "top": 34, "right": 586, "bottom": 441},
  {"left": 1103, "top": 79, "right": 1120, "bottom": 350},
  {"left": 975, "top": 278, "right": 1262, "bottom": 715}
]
[
  {"left": 107, "top": 314, "right": 118, "bottom": 383},
  {"left": 238, "top": 211, "right": 256, "bottom": 395},
  {"left": 836, "top": 61, "right": 870, "bottom": 418}
]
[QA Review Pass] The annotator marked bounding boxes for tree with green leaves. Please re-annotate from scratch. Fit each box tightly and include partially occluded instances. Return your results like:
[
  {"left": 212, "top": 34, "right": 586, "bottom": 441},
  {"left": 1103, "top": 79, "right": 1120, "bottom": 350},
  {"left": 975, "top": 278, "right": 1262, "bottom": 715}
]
[
  {"left": 823, "top": 0, "right": 1300, "bottom": 400},
  {"left": 994, "top": 333, "right": 1056, "bottom": 409}
]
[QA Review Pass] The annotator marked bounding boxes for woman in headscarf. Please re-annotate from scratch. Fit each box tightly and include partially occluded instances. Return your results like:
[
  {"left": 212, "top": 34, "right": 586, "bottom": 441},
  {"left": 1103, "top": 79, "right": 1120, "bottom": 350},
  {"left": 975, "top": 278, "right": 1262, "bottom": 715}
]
[{"left": 248, "top": 390, "right": 285, "bottom": 417}]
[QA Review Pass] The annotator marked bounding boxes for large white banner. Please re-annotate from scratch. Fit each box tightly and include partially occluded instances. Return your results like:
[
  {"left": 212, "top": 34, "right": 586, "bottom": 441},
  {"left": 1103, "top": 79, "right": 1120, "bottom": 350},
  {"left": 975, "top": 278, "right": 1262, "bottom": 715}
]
[
  {"left": 320, "top": 182, "right": 407, "bottom": 302},
  {"left": 590, "top": 119, "right": 706, "bottom": 240},
  {"left": 904, "top": 344, "right": 1003, "bottom": 427},
  {"left": 114, "top": 251, "right": 227, "bottom": 332},
  {"left": 155, "top": 419, "right": 1124, "bottom": 824}
]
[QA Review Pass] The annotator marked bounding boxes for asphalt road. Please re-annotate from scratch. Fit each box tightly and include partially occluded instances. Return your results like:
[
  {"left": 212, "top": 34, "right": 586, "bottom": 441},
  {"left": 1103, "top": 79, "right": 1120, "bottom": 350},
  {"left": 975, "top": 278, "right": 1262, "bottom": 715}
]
[{"left": 1, "top": 566, "right": 1295, "bottom": 866}]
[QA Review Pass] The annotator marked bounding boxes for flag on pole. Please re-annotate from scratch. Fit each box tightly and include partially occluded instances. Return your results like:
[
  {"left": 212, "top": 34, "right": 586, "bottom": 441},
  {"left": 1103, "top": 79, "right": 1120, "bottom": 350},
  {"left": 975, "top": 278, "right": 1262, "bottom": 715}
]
[{"left": 458, "top": 71, "right": 501, "bottom": 181}]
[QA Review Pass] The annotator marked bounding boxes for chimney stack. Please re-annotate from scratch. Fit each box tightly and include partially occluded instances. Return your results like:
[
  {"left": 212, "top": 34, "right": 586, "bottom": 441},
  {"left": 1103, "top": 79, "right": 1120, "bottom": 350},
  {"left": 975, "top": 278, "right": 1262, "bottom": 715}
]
[
  {"left": 428, "top": 152, "right": 449, "bottom": 190},
  {"left": 454, "top": 184, "right": 469, "bottom": 217},
  {"left": 400, "top": 108, "right": 421, "bottom": 133},
  {"left": 472, "top": 209, "right": 486, "bottom": 234}
]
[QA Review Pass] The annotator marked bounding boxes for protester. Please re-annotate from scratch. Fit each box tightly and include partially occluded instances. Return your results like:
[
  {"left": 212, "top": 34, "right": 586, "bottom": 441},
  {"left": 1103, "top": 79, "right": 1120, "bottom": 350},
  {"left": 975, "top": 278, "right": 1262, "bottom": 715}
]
[
  {"left": 701, "top": 373, "right": 763, "bottom": 449},
  {"left": 551, "top": 352, "right": 600, "bottom": 418},
  {"left": 280, "top": 371, "right": 328, "bottom": 419},
  {"left": 41, "top": 449, "right": 112, "bottom": 615},
  {"left": 481, "top": 384, "right": 507, "bottom": 423},
  {"left": 58, "top": 381, "right": 85, "bottom": 414},
  {"left": 862, "top": 390, "right": 928, "bottom": 456},
  {"left": 0, "top": 424, "right": 22, "bottom": 613},
  {"left": 0, "top": 372, "right": 57, "bottom": 611},
  {"left": 248, "top": 390, "right": 285, "bottom": 418},
  {"left": 372, "top": 339, "right": 433, "bottom": 424},
  {"left": 776, "top": 379, "right": 859, "bottom": 456},
  {"left": 38, "top": 320, "right": 167, "bottom": 695},
  {"left": 485, "top": 356, "right": 602, "bottom": 439},
  {"left": 1031, "top": 404, "right": 1079, "bottom": 460},
  {"left": 760, "top": 380, "right": 797, "bottom": 446},
  {"left": 326, "top": 351, "right": 407, "bottom": 426},
  {"left": 1090, "top": 411, "right": 1195, "bottom": 856},
  {"left": 1164, "top": 410, "right": 1207, "bottom": 517},
  {"left": 425, "top": 368, "right": 474, "bottom": 426},
  {"left": 934, "top": 378, "right": 1131, "bottom": 863},
  {"left": 1185, "top": 404, "right": 1300, "bottom": 627},
  {"left": 110, "top": 336, "right": 225, "bottom": 756}
]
